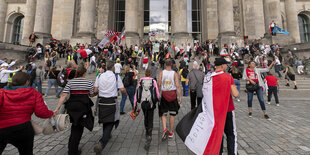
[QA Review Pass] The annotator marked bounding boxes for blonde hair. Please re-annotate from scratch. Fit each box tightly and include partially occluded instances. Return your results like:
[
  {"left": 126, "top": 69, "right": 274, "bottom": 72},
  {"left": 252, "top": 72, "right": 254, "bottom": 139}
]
[{"left": 123, "top": 65, "right": 130, "bottom": 74}]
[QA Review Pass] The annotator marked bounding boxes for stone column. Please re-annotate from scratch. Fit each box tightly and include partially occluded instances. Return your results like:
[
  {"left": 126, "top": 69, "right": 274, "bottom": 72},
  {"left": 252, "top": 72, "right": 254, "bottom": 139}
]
[
  {"left": 285, "top": 0, "right": 300, "bottom": 43},
  {"left": 171, "top": 0, "right": 189, "bottom": 46},
  {"left": 125, "top": 0, "right": 139, "bottom": 46},
  {"left": 78, "top": 0, "right": 96, "bottom": 36},
  {"left": 138, "top": 0, "right": 144, "bottom": 39},
  {"left": 33, "top": 0, "right": 54, "bottom": 44},
  {"left": 218, "top": 0, "right": 235, "bottom": 36},
  {"left": 0, "top": 0, "right": 8, "bottom": 42},
  {"left": 217, "top": 0, "right": 241, "bottom": 48},
  {"left": 263, "top": 0, "right": 282, "bottom": 34},
  {"left": 21, "top": 0, "right": 36, "bottom": 45}
]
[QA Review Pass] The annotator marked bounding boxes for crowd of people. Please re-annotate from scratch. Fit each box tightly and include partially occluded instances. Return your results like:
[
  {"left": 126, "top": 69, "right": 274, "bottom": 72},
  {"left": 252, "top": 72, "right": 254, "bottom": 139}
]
[{"left": 0, "top": 37, "right": 310, "bottom": 155}]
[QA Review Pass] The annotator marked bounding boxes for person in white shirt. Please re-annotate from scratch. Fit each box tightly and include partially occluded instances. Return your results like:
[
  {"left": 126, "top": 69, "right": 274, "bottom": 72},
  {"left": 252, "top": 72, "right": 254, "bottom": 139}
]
[
  {"left": 0, "top": 63, "right": 23, "bottom": 88},
  {"left": 114, "top": 60, "right": 122, "bottom": 75},
  {"left": 36, "top": 46, "right": 42, "bottom": 60},
  {"left": 208, "top": 41, "right": 214, "bottom": 55},
  {"left": 93, "top": 61, "right": 127, "bottom": 153},
  {"left": 88, "top": 54, "right": 96, "bottom": 74},
  {"left": 135, "top": 45, "right": 139, "bottom": 53}
]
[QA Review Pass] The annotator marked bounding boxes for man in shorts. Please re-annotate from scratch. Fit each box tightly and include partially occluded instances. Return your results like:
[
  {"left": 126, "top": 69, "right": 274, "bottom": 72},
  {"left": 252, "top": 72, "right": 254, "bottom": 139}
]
[
  {"left": 284, "top": 63, "right": 298, "bottom": 89},
  {"left": 158, "top": 60, "right": 182, "bottom": 141}
]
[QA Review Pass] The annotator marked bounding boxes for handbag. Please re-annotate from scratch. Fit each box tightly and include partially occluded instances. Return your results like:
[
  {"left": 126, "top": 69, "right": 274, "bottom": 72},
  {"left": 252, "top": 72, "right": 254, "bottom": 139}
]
[
  {"left": 31, "top": 120, "right": 43, "bottom": 135},
  {"left": 246, "top": 82, "right": 259, "bottom": 92},
  {"left": 162, "top": 90, "right": 177, "bottom": 102}
]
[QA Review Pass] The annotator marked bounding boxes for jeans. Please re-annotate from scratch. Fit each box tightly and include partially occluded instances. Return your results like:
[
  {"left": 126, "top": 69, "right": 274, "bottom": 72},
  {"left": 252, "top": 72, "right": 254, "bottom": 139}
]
[
  {"left": 181, "top": 81, "right": 186, "bottom": 96},
  {"left": 57, "top": 87, "right": 64, "bottom": 97},
  {"left": 247, "top": 86, "right": 266, "bottom": 111},
  {"left": 267, "top": 86, "right": 279, "bottom": 104},
  {"left": 45, "top": 79, "right": 59, "bottom": 96},
  {"left": 234, "top": 79, "right": 241, "bottom": 93},
  {"left": 32, "top": 79, "right": 42, "bottom": 94},
  {"left": 88, "top": 63, "right": 96, "bottom": 73},
  {"left": 189, "top": 90, "right": 202, "bottom": 110},
  {"left": 120, "top": 86, "right": 135, "bottom": 112},
  {"left": 68, "top": 124, "right": 84, "bottom": 155},
  {"left": 52, "top": 58, "right": 57, "bottom": 67},
  {"left": 0, "top": 121, "right": 34, "bottom": 155},
  {"left": 99, "top": 123, "right": 114, "bottom": 149}
]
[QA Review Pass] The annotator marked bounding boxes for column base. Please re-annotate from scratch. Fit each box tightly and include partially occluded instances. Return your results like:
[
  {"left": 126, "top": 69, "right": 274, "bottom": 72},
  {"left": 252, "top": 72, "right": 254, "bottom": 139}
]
[
  {"left": 260, "top": 33, "right": 295, "bottom": 45},
  {"left": 172, "top": 32, "right": 193, "bottom": 47},
  {"left": 33, "top": 32, "right": 52, "bottom": 46},
  {"left": 125, "top": 32, "right": 140, "bottom": 46},
  {"left": 217, "top": 32, "right": 243, "bottom": 49},
  {"left": 70, "top": 33, "right": 97, "bottom": 45}
]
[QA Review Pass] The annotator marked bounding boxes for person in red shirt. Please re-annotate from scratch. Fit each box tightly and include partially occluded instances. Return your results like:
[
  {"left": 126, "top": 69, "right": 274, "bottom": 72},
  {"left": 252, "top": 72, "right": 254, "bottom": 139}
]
[
  {"left": 214, "top": 58, "right": 239, "bottom": 155},
  {"left": 0, "top": 72, "right": 54, "bottom": 154},
  {"left": 264, "top": 72, "right": 280, "bottom": 106}
]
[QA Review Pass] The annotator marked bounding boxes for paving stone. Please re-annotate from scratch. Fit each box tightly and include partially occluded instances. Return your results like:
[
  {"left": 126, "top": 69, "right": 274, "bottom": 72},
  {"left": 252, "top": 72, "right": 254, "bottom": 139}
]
[{"left": 2, "top": 70, "right": 310, "bottom": 155}]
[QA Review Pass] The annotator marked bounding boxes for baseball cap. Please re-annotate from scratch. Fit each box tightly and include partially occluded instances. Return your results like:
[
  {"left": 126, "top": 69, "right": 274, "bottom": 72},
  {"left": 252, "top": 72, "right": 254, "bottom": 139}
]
[{"left": 214, "top": 58, "right": 229, "bottom": 66}]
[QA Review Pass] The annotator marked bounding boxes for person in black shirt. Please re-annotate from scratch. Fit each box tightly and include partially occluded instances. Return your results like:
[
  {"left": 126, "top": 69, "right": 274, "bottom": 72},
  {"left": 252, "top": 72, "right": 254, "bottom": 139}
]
[
  {"left": 44, "top": 66, "right": 60, "bottom": 97},
  {"left": 56, "top": 61, "right": 77, "bottom": 98}
]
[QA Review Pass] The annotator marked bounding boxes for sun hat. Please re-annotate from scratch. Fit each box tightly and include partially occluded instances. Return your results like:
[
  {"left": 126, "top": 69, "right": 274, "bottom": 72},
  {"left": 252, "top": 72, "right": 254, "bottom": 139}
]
[{"left": 42, "top": 114, "right": 70, "bottom": 135}]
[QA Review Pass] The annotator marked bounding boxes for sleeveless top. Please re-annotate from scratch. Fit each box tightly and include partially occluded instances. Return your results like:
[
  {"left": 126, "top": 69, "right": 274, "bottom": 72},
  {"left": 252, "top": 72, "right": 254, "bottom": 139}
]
[{"left": 161, "top": 70, "right": 176, "bottom": 91}]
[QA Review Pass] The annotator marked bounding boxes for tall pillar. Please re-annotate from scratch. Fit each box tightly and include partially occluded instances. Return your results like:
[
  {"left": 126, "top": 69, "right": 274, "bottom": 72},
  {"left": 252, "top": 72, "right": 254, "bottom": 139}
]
[
  {"left": 218, "top": 0, "right": 235, "bottom": 36},
  {"left": 21, "top": 0, "right": 36, "bottom": 45},
  {"left": 217, "top": 0, "right": 241, "bottom": 47},
  {"left": 33, "top": 0, "right": 54, "bottom": 45},
  {"left": 263, "top": 0, "right": 282, "bottom": 34},
  {"left": 138, "top": 0, "right": 144, "bottom": 40},
  {"left": 78, "top": 0, "right": 96, "bottom": 36},
  {"left": 0, "top": 0, "right": 8, "bottom": 42},
  {"left": 171, "top": 0, "right": 189, "bottom": 46},
  {"left": 285, "top": 0, "right": 300, "bottom": 43},
  {"left": 125, "top": 0, "right": 139, "bottom": 46}
]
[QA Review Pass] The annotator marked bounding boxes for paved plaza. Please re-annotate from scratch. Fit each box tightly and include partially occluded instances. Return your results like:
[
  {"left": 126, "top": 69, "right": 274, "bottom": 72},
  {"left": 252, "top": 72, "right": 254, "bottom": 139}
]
[{"left": 2, "top": 72, "right": 310, "bottom": 155}]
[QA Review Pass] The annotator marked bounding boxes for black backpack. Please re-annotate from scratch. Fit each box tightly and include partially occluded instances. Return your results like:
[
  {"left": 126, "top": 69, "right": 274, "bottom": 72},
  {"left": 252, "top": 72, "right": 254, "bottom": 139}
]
[
  {"left": 57, "top": 68, "right": 72, "bottom": 87},
  {"left": 123, "top": 72, "right": 133, "bottom": 87},
  {"left": 181, "top": 68, "right": 189, "bottom": 78}
]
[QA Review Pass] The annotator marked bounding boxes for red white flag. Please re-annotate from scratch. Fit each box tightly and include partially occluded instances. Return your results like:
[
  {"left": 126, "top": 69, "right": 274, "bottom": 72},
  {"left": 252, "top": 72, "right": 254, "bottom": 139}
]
[
  {"left": 183, "top": 71, "right": 232, "bottom": 155},
  {"left": 98, "top": 30, "right": 117, "bottom": 48}
]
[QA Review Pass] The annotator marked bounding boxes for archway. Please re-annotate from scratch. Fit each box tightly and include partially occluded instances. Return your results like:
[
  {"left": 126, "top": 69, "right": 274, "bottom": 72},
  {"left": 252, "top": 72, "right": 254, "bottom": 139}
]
[
  {"left": 298, "top": 13, "right": 310, "bottom": 43},
  {"left": 4, "top": 12, "right": 24, "bottom": 44},
  {"left": 11, "top": 16, "right": 24, "bottom": 44}
]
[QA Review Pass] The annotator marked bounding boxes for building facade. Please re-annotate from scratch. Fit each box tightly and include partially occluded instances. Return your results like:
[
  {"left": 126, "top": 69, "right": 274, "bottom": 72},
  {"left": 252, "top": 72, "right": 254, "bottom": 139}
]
[{"left": 1, "top": 0, "right": 310, "bottom": 46}]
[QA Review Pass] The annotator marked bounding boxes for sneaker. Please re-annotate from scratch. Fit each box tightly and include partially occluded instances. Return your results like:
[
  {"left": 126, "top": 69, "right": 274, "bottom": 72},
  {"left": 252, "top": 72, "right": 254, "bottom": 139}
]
[
  {"left": 276, "top": 104, "right": 280, "bottom": 107},
  {"left": 161, "top": 129, "right": 168, "bottom": 141},
  {"left": 168, "top": 131, "right": 174, "bottom": 138},
  {"left": 294, "top": 86, "right": 298, "bottom": 89},
  {"left": 248, "top": 112, "right": 252, "bottom": 118},
  {"left": 264, "top": 114, "right": 271, "bottom": 120},
  {"left": 267, "top": 102, "right": 271, "bottom": 105},
  {"left": 120, "top": 112, "right": 125, "bottom": 115},
  {"left": 44, "top": 95, "right": 48, "bottom": 98},
  {"left": 237, "top": 99, "right": 240, "bottom": 102},
  {"left": 94, "top": 142, "right": 103, "bottom": 153},
  {"left": 285, "top": 83, "right": 290, "bottom": 87}
]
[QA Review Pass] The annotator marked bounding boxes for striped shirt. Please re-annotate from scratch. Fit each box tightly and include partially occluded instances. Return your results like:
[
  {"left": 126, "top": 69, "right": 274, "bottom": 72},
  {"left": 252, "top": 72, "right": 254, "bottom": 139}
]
[{"left": 63, "top": 78, "right": 94, "bottom": 95}]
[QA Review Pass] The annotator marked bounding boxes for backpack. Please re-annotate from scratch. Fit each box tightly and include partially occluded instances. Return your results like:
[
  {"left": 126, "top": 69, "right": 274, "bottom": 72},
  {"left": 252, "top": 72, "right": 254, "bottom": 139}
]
[
  {"left": 57, "top": 68, "right": 72, "bottom": 87},
  {"left": 136, "top": 79, "right": 158, "bottom": 110},
  {"left": 181, "top": 68, "right": 189, "bottom": 78},
  {"left": 123, "top": 72, "right": 134, "bottom": 87}
]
